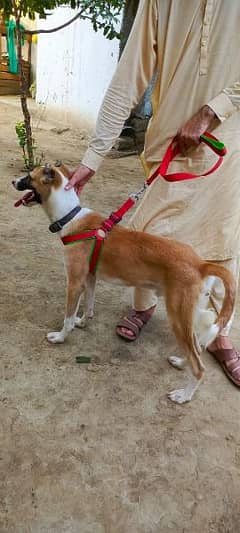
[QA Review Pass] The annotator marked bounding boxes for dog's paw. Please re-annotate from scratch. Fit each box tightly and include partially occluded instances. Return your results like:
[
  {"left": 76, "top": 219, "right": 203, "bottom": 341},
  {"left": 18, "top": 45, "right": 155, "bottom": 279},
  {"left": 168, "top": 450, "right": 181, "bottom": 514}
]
[
  {"left": 47, "top": 331, "right": 65, "bottom": 344},
  {"left": 168, "top": 355, "right": 186, "bottom": 370},
  {"left": 75, "top": 316, "right": 87, "bottom": 328},
  {"left": 168, "top": 388, "right": 192, "bottom": 404}
]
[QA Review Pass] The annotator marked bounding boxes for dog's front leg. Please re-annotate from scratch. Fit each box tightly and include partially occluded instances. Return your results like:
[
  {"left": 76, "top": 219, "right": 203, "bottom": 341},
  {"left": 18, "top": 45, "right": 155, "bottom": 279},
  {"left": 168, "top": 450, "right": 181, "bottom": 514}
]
[
  {"left": 47, "top": 278, "right": 85, "bottom": 344},
  {"left": 75, "top": 273, "right": 96, "bottom": 328}
]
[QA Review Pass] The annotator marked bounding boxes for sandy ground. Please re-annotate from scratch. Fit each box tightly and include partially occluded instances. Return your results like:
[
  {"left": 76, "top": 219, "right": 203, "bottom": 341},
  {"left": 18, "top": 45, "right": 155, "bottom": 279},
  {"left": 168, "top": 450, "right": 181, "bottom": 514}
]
[{"left": 1, "top": 97, "right": 240, "bottom": 533}]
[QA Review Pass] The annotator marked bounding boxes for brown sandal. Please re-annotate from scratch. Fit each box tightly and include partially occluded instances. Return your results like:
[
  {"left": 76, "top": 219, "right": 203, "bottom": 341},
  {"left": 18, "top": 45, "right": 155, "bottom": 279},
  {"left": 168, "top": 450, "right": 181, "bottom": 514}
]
[
  {"left": 207, "top": 347, "right": 240, "bottom": 387},
  {"left": 116, "top": 308, "right": 154, "bottom": 341}
]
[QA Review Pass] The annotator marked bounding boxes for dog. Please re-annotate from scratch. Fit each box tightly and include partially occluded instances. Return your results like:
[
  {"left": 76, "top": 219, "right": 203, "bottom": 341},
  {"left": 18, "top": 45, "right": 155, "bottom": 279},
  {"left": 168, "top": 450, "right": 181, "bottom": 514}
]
[{"left": 12, "top": 164, "right": 236, "bottom": 403}]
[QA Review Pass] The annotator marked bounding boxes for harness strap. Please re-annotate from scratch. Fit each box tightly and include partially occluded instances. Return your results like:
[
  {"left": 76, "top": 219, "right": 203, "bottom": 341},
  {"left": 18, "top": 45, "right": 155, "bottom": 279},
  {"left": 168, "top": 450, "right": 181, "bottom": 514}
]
[{"left": 61, "top": 229, "right": 105, "bottom": 274}]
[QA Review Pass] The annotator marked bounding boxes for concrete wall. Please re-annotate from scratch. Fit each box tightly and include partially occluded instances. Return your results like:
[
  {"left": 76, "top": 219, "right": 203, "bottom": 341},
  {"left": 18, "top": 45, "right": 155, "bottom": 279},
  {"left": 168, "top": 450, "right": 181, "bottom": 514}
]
[{"left": 36, "top": 7, "right": 121, "bottom": 130}]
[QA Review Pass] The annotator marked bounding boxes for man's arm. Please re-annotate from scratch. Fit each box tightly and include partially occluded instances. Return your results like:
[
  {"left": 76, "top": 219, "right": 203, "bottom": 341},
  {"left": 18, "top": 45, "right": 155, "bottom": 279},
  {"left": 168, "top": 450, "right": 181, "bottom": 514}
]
[{"left": 66, "top": 0, "right": 158, "bottom": 192}]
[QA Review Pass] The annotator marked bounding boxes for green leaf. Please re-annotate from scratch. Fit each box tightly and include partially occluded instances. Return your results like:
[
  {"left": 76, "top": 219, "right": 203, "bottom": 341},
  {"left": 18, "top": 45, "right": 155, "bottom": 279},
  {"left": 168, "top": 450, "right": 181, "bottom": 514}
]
[{"left": 0, "top": 0, "right": 124, "bottom": 39}]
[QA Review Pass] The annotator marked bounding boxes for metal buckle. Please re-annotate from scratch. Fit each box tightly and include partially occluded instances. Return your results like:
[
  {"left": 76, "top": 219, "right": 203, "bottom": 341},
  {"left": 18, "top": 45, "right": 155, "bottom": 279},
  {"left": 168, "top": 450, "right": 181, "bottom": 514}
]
[
  {"left": 49, "top": 220, "right": 63, "bottom": 233},
  {"left": 129, "top": 182, "right": 148, "bottom": 201},
  {"left": 96, "top": 229, "right": 106, "bottom": 239}
]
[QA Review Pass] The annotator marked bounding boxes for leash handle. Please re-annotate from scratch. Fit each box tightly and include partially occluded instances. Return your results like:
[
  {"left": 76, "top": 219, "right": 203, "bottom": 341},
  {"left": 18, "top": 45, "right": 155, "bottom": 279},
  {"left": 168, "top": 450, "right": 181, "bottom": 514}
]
[
  {"left": 148, "top": 131, "right": 226, "bottom": 184},
  {"left": 200, "top": 132, "right": 226, "bottom": 156}
]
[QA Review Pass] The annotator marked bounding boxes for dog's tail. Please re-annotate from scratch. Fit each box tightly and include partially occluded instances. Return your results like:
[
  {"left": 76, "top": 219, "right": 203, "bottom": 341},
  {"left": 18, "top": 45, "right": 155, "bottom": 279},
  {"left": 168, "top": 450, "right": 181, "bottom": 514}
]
[{"left": 200, "top": 262, "right": 236, "bottom": 332}]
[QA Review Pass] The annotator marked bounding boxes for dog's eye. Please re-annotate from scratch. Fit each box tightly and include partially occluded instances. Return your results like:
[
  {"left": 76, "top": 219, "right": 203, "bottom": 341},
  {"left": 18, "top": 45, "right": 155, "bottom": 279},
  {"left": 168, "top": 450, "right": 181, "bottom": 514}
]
[{"left": 44, "top": 166, "right": 55, "bottom": 180}]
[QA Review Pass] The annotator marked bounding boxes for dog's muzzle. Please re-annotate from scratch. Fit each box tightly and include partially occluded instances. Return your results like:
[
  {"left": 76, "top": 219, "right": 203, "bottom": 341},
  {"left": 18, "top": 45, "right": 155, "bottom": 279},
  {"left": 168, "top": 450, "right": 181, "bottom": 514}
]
[{"left": 13, "top": 175, "right": 32, "bottom": 191}]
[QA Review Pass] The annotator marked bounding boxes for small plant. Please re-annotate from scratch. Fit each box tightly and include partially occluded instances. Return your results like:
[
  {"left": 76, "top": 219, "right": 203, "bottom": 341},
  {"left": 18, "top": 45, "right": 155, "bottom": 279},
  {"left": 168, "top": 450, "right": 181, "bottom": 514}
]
[
  {"left": 15, "top": 120, "right": 28, "bottom": 167},
  {"left": 15, "top": 120, "right": 43, "bottom": 169}
]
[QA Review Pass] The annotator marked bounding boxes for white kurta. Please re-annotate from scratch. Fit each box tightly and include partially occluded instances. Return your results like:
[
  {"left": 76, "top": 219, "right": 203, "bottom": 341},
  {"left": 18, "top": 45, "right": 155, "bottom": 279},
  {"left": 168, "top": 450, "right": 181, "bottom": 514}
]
[{"left": 82, "top": 0, "right": 240, "bottom": 260}]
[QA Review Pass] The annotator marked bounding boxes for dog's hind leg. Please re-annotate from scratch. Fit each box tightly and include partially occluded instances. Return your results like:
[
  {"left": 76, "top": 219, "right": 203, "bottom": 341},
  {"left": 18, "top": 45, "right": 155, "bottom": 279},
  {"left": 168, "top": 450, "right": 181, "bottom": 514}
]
[{"left": 165, "top": 286, "right": 205, "bottom": 403}]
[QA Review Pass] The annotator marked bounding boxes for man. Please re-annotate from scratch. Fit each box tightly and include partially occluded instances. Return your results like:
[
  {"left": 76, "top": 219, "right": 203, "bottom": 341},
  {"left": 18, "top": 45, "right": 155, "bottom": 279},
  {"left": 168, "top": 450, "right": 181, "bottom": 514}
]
[{"left": 66, "top": 0, "right": 240, "bottom": 386}]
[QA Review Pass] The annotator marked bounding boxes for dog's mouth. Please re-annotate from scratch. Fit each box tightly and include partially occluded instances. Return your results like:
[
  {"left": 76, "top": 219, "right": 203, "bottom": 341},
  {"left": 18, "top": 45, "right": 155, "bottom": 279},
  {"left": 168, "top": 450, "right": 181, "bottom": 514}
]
[
  {"left": 12, "top": 177, "right": 42, "bottom": 207},
  {"left": 14, "top": 189, "right": 42, "bottom": 207}
]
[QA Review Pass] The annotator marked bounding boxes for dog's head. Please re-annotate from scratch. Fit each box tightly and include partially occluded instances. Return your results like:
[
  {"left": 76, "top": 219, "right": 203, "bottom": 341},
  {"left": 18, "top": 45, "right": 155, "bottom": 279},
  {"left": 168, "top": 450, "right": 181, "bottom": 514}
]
[{"left": 12, "top": 162, "right": 71, "bottom": 207}]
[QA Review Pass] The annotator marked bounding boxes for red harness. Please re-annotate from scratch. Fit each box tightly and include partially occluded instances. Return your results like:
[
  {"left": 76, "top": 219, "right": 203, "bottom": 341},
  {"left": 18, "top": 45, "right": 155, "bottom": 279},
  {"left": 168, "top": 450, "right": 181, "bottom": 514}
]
[{"left": 61, "top": 132, "right": 226, "bottom": 274}]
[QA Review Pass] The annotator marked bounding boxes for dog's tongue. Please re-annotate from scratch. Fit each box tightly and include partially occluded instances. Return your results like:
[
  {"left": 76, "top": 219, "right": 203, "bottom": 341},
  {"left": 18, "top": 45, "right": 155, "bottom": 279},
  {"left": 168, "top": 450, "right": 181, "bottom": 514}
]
[{"left": 14, "top": 191, "right": 35, "bottom": 207}]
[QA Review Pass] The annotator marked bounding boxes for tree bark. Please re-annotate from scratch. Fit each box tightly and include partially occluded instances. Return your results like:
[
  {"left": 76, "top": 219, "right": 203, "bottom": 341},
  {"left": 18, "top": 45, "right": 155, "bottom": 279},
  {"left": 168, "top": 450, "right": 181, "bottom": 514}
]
[
  {"left": 13, "top": 1, "right": 34, "bottom": 169},
  {"left": 119, "top": 0, "right": 139, "bottom": 59}
]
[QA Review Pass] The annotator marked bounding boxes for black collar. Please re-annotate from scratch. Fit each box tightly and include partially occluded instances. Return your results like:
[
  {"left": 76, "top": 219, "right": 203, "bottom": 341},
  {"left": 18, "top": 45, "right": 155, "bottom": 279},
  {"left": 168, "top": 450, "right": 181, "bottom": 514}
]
[{"left": 49, "top": 205, "right": 82, "bottom": 233}]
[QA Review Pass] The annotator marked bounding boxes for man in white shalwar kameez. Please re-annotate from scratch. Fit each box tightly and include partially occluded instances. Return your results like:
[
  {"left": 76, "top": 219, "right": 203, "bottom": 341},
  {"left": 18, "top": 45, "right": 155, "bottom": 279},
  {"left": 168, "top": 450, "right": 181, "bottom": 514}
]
[{"left": 66, "top": 0, "right": 240, "bottom": 386}]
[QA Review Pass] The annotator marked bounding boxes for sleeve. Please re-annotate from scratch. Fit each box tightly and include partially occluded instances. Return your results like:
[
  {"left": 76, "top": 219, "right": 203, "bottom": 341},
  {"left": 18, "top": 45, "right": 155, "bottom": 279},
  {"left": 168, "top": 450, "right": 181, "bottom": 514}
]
[
  {"left": 207, "top": 81, "right": 240, "bottom": 122},
  {"left": 82, "top": 0, "right": 158, "bottom": 172}
]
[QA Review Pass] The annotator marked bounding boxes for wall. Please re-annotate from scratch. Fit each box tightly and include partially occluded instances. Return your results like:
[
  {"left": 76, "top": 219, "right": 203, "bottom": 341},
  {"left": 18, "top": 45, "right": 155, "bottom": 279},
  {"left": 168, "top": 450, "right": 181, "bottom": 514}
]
[{"left": 36, "top": 7, "right": 121, "bottom": 130}]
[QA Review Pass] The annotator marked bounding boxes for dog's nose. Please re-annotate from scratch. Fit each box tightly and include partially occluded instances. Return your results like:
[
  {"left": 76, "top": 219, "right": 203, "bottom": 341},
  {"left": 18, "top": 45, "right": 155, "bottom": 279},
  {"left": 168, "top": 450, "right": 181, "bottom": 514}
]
[{"left": 12, "top": 180, "right": 16, "bottom": 187}]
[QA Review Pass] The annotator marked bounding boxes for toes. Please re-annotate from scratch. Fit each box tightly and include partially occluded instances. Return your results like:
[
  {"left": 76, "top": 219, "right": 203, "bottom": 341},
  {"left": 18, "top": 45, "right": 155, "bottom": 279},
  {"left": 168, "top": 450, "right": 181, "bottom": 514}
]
[{"left": 116, "top": 327, "right": 135, "bottom": 338}]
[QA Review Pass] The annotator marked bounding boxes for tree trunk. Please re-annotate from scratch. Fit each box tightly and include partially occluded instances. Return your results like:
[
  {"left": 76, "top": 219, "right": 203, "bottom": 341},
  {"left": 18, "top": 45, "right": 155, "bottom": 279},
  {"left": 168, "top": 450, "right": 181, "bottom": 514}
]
[
  {"left": 119, "top": 0, "right": 139, "bottom": 59},
  {"left": 15, "top": 12, "right": 34, "bottom": 169}
]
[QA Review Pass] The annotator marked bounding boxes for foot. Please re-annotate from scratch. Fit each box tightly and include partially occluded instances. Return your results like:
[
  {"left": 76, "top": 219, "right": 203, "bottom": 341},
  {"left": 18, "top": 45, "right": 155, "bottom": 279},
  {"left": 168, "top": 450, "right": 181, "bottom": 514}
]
[
  {"left": 207, "top": 335, "right": 240, "bottom": 387},
  {"left": 168, "top": 388, "right": 193, "bottom": 404},
  {"left": 168, "top": 355, "right": 187, "bottom": 370},
  {"left": 116, "top": 305, "right": 156, "bottom": 341},
  {"left": 47, "top": 331, "right": 65, "bottom": 344},
  {"left": 168, "top": 376, "right": 201, "bottom": 404}
]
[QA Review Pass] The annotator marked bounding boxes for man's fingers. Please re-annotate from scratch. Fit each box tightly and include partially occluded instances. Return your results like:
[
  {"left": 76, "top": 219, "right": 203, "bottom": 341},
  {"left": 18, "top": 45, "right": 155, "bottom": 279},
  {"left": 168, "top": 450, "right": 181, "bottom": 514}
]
[
  {"left": 177, "top": 131, "right": 201, "bottom": 155},
  {"left": 75, "top": 184, "right": 84, "bottom": 196},
  {"left": 65, "top": 175, "right": 78, "bottom": 190},
  {"left": 176, "top": 133, "right": 188, "bottom": 155},
  {"left": 64, "top": 165, "right": 94, "bottom": 192}
]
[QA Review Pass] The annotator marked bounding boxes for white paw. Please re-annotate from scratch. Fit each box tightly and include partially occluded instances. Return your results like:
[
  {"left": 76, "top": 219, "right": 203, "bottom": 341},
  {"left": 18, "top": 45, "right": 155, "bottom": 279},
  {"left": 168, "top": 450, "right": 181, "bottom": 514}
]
[
  {"left": 168, "top": 355, "right": 186, "bottom": 370},
  {"left": 47, "top": 331, "right": 65, "bottom": 344},
  {"left": 168, "top": 388, "right": 191, "bottom": 404},
  {"left": 75, "top": 316, "right": 87, "bottom": 328}
]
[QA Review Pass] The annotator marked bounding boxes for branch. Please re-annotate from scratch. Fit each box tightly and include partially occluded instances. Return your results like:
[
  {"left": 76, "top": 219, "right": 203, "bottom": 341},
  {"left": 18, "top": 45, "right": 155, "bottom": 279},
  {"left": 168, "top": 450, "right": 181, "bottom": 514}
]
[{"left": 23, "top": 8, "right": 89, "bottom": 35}]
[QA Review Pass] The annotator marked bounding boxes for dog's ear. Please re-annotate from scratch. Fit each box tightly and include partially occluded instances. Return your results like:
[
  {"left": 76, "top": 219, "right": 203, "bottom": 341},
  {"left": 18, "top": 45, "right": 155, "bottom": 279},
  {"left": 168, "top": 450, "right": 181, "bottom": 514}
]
[
  {"left": 55, "top": 162, "right": 72, "bottom": 179},
  {"left": 41, "top": 165, "right": 55, "bottom": 184}
]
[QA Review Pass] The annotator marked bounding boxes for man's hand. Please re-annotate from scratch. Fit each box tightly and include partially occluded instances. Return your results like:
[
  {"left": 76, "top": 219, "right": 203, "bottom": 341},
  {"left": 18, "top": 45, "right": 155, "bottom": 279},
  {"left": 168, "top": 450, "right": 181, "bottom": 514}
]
[
  {"left": 65, "top": 164, "right": 95, "bottom": 195},
  {"left": 176, "top": 105, "right": 217, "bottom": 156}
]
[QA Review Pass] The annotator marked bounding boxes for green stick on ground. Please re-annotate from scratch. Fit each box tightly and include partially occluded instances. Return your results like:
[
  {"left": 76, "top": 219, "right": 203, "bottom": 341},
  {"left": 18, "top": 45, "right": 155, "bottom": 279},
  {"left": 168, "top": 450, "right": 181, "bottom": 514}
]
[{"left": 75, "top": 356, "right": 91, "bottom": 364}]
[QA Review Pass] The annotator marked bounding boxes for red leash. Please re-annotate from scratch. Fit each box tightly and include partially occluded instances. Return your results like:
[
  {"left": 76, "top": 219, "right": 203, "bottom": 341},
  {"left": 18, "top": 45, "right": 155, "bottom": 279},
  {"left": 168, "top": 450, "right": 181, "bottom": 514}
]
[
  {"left": 149, "top": 131, "right": 226, "bottom": 183},
  {"left": 62, "top": 131, "right": 227, "bottom": 273}
]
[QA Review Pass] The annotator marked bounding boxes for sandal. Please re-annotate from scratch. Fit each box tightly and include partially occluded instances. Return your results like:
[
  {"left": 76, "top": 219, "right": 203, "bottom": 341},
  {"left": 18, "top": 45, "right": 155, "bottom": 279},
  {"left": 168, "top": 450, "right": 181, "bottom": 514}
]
[
  {"left": 207, "top": 347, "right": 240, "bottom": 387},
  {"left": 116, "top": 307, "right": 155, "bottom": 341}
]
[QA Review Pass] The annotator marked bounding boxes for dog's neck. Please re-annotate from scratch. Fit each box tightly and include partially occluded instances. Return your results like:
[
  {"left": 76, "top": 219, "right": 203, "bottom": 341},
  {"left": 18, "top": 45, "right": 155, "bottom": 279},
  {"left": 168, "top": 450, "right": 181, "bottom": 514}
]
[{"left": 44, "top": 174, "right": 91, "bottom": 235}]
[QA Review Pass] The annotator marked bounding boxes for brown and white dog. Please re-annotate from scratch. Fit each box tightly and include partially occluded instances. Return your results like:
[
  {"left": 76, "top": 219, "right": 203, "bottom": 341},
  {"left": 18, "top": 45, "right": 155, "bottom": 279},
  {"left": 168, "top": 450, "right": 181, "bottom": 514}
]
[{"left": 13, "top": 164, "right": 236, "bottom": 403}]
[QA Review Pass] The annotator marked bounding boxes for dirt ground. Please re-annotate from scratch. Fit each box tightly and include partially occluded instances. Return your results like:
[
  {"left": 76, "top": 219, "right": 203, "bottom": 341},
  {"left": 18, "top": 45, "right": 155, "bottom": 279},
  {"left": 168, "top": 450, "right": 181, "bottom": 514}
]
[{"left": 1, "top": 97, "right": 240, "bottom": 533}]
